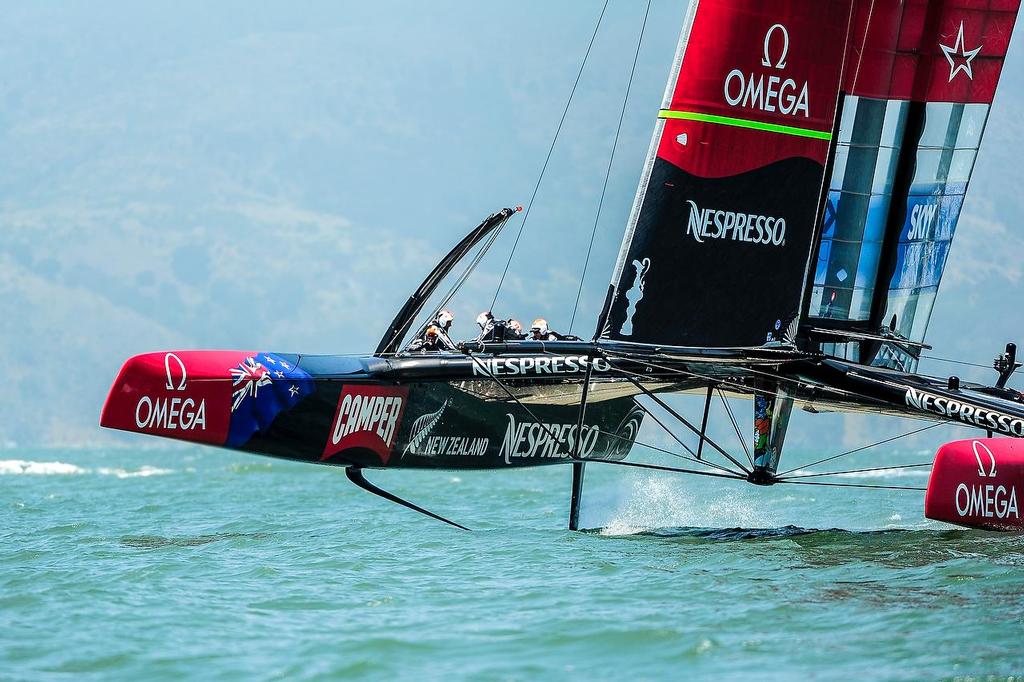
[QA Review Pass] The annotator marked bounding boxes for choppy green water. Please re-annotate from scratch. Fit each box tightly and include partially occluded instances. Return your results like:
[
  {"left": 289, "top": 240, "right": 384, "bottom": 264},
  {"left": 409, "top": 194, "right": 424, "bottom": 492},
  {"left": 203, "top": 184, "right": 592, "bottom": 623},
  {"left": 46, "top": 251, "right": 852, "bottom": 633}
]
[{"left": 2, "top": 447, "right": 1023, "bottom": 680}]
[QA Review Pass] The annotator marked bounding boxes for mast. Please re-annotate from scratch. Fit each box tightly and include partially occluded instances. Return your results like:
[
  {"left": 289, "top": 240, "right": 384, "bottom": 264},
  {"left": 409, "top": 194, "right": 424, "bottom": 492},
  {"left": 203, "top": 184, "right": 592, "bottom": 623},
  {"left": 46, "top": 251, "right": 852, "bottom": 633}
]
[{"left": 601, "top": 0, "right": 699, "bottom": 325}]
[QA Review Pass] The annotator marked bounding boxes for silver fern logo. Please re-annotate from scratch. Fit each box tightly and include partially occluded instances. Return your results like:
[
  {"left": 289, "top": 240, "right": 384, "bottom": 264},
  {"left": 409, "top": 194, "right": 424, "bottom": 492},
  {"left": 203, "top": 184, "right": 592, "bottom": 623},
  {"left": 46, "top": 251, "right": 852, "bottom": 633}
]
[
  {"left": 402, "top": 401, "right": 448, "bottom": 458},
  {"left": 606, "top": 405, "right": 645, "bottom": 461}
]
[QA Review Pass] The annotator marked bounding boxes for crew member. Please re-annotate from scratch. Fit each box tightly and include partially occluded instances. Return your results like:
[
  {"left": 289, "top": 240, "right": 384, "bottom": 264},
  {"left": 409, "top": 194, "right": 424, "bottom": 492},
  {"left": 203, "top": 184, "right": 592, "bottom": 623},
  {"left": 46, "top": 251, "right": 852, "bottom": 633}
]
[
  {"left": 475, "top": 311, "right": 496, "bottom": 341},
  {"left": 408, "top": 309, "right": 457, "bottom": 352},
  {"left": 407, "top": 325, "right": 445, "bottom": 352},
  {"left": 529, "top": 318, "right": 560, "bottom": 341},
  {"left": 434, "top": 309, "right": 454, "bottom": 335},
  {"left": 427, "top": 309, "right": 456, "bottom": 349},
  {"left": 507, "top": 319, "right": 525, "bottom": 340}
]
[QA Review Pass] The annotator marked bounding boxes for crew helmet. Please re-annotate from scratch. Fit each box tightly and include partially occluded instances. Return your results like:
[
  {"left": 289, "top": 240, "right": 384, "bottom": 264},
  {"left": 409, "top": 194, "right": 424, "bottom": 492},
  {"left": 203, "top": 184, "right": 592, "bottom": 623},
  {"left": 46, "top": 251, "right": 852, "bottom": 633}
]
[
  {"left": 530, "top": 318, "right": 549, "bottom": 335},
  {"left": 476, "top": 310, "right": 494, "bottom": 329},
  {"left": 508, "top": 319, "right": 523, "bottom": 335},
  {"left": 437, "top": 309, "right": 454, "bottom": 328}
]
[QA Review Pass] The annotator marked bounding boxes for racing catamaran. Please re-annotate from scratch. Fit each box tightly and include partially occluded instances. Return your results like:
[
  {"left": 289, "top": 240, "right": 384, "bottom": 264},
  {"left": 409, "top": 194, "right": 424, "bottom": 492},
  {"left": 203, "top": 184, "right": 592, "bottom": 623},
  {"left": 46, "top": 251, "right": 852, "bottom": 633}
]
[{"left": 102, "top": 0, "right": 1024, "bottom": 532}]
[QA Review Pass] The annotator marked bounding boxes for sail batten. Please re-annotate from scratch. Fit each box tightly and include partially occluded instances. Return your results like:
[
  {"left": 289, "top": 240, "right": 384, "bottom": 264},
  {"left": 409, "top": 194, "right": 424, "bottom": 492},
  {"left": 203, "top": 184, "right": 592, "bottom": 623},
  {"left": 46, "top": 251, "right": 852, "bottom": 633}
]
[{"left": 657, "top": 110, "right": 834, "bottom": 140}]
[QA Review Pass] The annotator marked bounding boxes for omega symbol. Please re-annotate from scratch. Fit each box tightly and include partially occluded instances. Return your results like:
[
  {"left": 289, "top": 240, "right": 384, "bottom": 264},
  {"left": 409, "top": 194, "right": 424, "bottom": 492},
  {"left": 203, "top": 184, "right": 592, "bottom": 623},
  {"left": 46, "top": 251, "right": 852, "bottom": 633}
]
[
  {"left": 164, "top": 352, "right": 188, "bottom": 391},
  {"left": 761, "top": 23, "right": 790, "bottom": 70},
  {"left": 972, "top": 440, "right": 997, "bottom": 478}
]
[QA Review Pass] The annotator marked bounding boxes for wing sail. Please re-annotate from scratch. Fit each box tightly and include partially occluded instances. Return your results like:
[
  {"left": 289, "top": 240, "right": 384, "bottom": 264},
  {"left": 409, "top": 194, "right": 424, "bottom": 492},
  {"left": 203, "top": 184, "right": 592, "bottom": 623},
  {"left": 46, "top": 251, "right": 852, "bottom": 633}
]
[
  {"left": 600, "top": 0, "right": 856, "bottom": 348},
  {"left": 806, "top": 1, "right": 1021, "bottom": 370}
]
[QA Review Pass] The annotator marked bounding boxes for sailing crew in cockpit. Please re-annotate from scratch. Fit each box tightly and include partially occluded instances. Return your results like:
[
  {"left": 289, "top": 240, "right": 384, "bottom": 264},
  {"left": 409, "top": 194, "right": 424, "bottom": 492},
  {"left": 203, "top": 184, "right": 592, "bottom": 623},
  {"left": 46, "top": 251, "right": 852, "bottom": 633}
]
[
  {"left": 407, "top": 325, "right": 441, "bottom": 352},
  {"left": 475, "top": 311, "right": 496, "bottom": 341},
  {"left": 429, "top": 309, "right": 457, "bottom": 349},
  {"left": 432, "top": 309, "right": 454, "bottom": 335},
  {"left": 507, "top": 319, "right": 525, "bottom": 340},
  {"left": 476, "top": 311, "right": 522, "bottom": 342},
  {"left": 530, "top": 318, "right": 560, "bottom": 341},
  {"left": 408, "top": 309, "right": 456, "bottom": 351}
]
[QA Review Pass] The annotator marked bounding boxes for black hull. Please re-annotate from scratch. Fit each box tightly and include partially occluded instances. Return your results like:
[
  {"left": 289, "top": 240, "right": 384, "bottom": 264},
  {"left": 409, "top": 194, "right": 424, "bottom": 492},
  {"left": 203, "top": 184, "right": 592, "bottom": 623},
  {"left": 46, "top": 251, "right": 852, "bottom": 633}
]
[{"left": 101, "top": 342, "right": 1024, "bottom": 473}]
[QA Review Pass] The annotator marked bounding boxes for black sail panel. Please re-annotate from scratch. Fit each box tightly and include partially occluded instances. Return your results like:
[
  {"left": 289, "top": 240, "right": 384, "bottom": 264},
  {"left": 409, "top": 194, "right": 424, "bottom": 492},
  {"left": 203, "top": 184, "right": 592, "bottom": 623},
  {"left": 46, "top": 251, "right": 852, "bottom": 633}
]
[
  {"left": 606, "top": 156, "right": 828, "bottom": 346},
  {"left": 600, "top": 1, "right": 856, "bottom": 348}
]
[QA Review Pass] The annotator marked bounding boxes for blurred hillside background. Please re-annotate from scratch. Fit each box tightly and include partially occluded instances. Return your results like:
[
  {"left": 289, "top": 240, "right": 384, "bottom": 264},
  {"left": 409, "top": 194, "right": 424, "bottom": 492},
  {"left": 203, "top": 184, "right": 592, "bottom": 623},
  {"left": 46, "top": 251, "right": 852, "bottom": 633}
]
[{"left": 2, "top": 1, "right": 1022, "bottom": 449}]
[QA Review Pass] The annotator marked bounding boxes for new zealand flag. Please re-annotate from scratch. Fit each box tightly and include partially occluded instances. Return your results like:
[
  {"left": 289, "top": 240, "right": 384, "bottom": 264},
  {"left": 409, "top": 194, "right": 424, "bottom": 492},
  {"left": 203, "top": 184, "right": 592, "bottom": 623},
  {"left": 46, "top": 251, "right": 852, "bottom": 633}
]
[{"left": 226, "top": 353, "right": 315, "bottom": 447}]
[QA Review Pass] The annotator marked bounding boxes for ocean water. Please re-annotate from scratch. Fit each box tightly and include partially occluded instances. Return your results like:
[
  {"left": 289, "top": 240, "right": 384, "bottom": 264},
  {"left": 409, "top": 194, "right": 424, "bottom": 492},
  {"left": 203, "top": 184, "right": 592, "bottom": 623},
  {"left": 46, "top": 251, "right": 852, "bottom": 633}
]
[{"left": 2, "top": 446, "right": 1023, "bottom": 680}]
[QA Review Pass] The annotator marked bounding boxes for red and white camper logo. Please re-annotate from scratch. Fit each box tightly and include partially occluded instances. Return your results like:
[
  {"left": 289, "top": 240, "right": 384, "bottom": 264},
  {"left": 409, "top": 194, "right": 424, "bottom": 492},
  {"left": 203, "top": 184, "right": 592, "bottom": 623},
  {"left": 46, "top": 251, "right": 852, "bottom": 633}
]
[{"left": 322, "top": 385, "right": 409, "bottom": 465}]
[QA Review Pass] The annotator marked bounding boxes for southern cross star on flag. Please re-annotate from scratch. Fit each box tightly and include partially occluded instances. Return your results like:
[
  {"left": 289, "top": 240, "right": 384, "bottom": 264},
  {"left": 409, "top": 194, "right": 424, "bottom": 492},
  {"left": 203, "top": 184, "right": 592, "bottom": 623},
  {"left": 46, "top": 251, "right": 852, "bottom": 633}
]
[{"left": 226, "top": 353, "right": 315, "bottom": 447}]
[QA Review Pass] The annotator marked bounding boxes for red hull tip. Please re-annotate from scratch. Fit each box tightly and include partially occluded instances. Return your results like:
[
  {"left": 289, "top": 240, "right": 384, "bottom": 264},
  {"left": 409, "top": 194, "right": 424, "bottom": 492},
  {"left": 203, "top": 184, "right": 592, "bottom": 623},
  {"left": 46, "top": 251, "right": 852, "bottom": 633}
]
[
  {"left": 925, "top": 439, "right": 1024, "bottom": 531},
  {"left": 100, "top": 350, "right": 258, "bottom": 445}
]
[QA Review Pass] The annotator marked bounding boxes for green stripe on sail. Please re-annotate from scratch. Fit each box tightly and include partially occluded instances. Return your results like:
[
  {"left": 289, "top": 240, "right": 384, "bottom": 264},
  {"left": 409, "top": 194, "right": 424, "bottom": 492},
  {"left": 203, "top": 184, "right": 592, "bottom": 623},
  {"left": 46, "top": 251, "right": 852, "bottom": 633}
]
[{"left": 658, "top": 110, "right": 832, "bottom": 141}]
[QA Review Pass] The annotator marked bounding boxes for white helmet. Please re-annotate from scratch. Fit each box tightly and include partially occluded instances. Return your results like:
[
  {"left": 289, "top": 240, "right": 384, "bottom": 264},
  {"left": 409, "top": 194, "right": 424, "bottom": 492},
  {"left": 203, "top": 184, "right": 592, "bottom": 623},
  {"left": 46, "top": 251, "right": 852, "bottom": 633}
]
[
  {"left": 476, "top": 310, "right": 494, "bottom": 329},
  {"left": 437, "top": 309, "right": 454, "bottom": 327},
  {"left": 531, "top": 318, "right": 549, "bottom": 335}
]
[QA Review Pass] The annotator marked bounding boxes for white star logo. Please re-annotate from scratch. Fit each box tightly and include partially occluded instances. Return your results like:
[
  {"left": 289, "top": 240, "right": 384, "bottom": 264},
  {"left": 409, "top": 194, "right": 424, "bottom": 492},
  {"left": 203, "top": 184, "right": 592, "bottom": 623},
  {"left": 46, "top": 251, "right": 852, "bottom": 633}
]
[
  {"left": 274, "top": 370, "right": 285, "bottom": 379},
  {"left": 263, "top": 355, "right": 277, "bottom": 365},
  {"left": 940, "top": 21, "right": 982, "bottom": 82},
  {"left": 278, "top": 360, "right": 290, "bottom": 369},
  {"left": 288, "top": 385, "right": 300, "bottom": 397}
]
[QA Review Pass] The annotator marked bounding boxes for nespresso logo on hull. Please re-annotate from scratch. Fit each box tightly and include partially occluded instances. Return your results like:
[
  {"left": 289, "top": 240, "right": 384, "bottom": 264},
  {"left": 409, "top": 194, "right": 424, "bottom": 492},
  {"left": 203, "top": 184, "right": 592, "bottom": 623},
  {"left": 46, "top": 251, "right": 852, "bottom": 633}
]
[
  {"left": 685, "top": 201, "right": 786, "bottom": 246},
  {"left": 905, "top": 387, "right": 1024, "bottom": 437},
  {"left": 723, "top": 23, "right": 810, "bottom": 118}
]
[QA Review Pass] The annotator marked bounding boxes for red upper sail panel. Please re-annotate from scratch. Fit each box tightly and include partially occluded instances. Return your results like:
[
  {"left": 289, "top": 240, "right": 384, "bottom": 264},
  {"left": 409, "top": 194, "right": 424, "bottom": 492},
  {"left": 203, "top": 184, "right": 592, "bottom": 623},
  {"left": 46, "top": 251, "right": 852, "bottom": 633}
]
[
  {"left": 846, "top": 0, "right": 1019, "bottom": 104},
  {"left": 658, "top": 0, "right": 854, "bottom": 179},
  {"left": 656, "top": 0, "right": 1020, "bottom": 179}
]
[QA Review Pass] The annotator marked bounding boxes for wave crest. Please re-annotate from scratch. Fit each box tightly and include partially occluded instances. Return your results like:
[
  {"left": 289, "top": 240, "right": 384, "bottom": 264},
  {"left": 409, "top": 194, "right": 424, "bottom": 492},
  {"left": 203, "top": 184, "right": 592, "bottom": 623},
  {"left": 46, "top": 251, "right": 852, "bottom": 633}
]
[{"left": 0, "top": 460, "right": 173, "bottom": 477}]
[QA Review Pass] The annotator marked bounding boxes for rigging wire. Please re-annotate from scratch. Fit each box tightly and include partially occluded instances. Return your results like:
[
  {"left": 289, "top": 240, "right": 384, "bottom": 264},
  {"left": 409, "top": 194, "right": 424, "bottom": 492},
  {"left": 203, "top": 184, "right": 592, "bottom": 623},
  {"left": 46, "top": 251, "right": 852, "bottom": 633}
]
[
  {"left": 598, "top": 359, "right": 752, "bottom": 473},
  {"left": 920, "top": 354, "right": 992, "bottom": 371},
  {"left": 601, "top": 348, "right": 893, "bottom": 409},
  {"left": 631, "top": 398, "right": 748, "bottom": 477},
  {"left": 774, "top": 422, "right": 944, "bottom": 478},
  {"left": 604, "top": 348, "right": 953, "bottom": 431},
  {"left": 602, "top": 428, "right": 746, "bottom": 479},
  {"left": 719, "top": 389, "right": 754, "bottom": 469},
  {"left": 570, "top": 457, "right": 745, "bottom": 482},
  {"left": 846, "top": 0, "right": 876, "bottom": 93},
  {"left": 778, "top": 462, "right": 932, "bottom": 481},
  {"left": 596, "top": 349, "right": 949, "bottom": 483},
  {"left": 775, "top": 479, "right": 926, "bottom": 492},
  {"left": 490, "top": 1, "right": 610, "bottom": 312},
  {"left": 568, "top": 0, "right": 652, "bottom": 335},
  {"left": 414, "top": 221, "right": 508, "bottom": 340},
  {"left": 527, "top": 348, "right": 747, "bottom": 475}
]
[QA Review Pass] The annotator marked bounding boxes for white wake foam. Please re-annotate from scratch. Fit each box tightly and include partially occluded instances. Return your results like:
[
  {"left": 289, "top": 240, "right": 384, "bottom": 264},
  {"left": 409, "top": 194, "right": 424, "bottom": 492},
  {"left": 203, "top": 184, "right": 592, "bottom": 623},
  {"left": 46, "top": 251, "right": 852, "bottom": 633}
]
[
  {"left": 0, "top": 460, "right": 173, "bottom": 477},
  {"left": 598, "top": 475, "right": 775, "bottom": 535},
  {"left": 95, "top": 466, "right": 175, "bottom": 479},
  {"left": 0, "top": 460, "right": 87, "bottom": 475}
]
